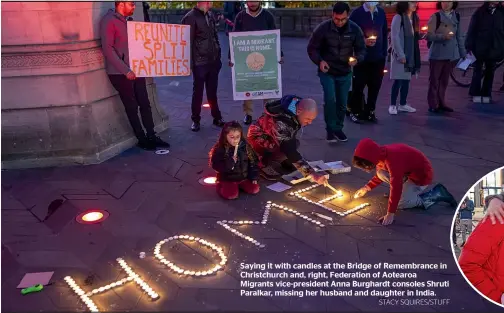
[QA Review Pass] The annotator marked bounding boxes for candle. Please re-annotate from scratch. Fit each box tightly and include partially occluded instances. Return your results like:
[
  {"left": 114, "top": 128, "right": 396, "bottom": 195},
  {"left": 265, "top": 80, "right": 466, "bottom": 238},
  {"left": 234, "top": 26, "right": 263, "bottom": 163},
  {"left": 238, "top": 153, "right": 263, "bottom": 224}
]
[
  {"left": 233, "top": 143, "right": 239, "bottom": 158},
  {"left": 349, "top": 57, "right": 356, "bottom": 63},
  {"left": 421, "top": 26, "right": 428, "bottom": 31},
  {"left": 448, "top": 31, "right": 454, "bottom": 35},
  {"left": 368, "top": 35, "right": 377, "bottom": 40}
]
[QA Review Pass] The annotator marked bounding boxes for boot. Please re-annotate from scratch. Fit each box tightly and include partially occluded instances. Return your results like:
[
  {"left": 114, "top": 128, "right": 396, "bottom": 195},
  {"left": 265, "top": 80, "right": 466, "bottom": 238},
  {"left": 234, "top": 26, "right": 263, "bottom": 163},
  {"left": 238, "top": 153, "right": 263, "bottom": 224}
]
[{"left": 418, "top": 183, "right": 457, "bottom": 210}]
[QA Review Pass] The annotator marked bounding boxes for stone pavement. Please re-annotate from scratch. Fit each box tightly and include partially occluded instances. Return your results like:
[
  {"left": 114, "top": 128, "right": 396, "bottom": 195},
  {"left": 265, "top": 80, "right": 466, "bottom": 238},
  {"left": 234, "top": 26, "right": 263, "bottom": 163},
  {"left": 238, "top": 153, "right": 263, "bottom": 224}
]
[{"left": 2, "top": 34, "right": 504, "bottom": 312}]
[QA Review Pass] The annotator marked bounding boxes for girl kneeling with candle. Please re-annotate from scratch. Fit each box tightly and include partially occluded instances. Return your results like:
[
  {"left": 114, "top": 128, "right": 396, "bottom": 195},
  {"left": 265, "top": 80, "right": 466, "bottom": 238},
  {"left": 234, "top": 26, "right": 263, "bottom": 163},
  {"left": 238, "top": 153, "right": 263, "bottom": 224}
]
[{"left": 209, "top": 121, "right": 260, "bottom": 200}]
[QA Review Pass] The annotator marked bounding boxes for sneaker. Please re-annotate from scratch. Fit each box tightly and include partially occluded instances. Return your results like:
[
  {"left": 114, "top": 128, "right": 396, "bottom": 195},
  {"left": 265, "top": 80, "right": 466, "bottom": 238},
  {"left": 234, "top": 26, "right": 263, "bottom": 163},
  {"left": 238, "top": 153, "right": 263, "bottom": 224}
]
[
  {"left": 398, "top": 104, "right": 417, "bottom": 113},
  {"left": 349, "top": 113, "right": 361, "bottom": 124},
  {"left": 137, "top": 139, "right": 156, "bottom": 151},
  {"left": 260, "top": 166, "right": 281, "bottom": 180},
  {"left": 482, "top": 97, "right": 491, "bottom": 104},
  {"left": 366, "top": 113, "right": 378, "bottom": 123},
  {"left": 334, "top": 130, "right": 348, "bottom": 142},
  {"left": 147, "top": 135, "right": 170, "bottom": 148},
  {"left": 472, "top": 96, "right": 482, "bottom": 103},
  {"left": 213, "top": 119, "right": 225, "bottom": 127},
  {"left": 326, "top": 131, "right": 337, "bottom": 143},
  {"left": 243, "top": 114, "right": 252, "bottom": 125},
  {"left": 191, "top": 122, "right": 200, "bottom": 132},
  {"left": 439, "top": 106, "right": 454, "bottom": 112},
  {"left": 388, "top": 106, "right": 398, "bottom": 115}
]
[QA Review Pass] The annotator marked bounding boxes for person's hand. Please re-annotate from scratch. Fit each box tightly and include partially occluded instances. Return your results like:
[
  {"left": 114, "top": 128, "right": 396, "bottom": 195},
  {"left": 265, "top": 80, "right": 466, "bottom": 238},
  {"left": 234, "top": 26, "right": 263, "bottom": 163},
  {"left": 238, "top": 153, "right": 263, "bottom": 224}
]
[
  {"left": 444, "top": 32, "right": 454, "bottom": 40},
  {"left": 378, "top": 213, "right": 395, "bottom": 226},
  {"left": 354, "top": 187, "right": 369, "bottom": 199},
  {"left": 278, "top": 57, "right": 284, "bottom": 64},
  {"left": 482, "top": 197, "right": 504, "bottom": 225},
  {"left": 252, "top": 180, "right": 258, "bottom": 185},
  {"left": 349, "top": 58, "right": 358, "bottom": 66},
  {"left": 319, "top": 60, "right": 330, "bottom": 73},
  {"left": 399, "top": 57, "right": 406, "bottom": 64},
  {"left": 126, "top": 71, "right": 136, "bottom": 80},
  {"left": 310, "top": 173, "right": 328, "bottom": 185},
  {"left": 365, "top": 38, "right": 376, "bottom": 47},
  {"left": 228, "top": 61, "right": 234, "bottom": 67}
]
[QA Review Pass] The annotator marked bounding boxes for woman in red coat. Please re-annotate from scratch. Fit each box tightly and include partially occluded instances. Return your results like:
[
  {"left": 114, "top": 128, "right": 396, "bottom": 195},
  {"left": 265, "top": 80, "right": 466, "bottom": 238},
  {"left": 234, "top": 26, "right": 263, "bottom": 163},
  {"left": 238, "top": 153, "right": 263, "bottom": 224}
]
[
  {"left": 352, "top": 138, "right": 456, "bottom": 225},
  {"left": 459, "top": 194, "right": 504, "bottom": 305}
]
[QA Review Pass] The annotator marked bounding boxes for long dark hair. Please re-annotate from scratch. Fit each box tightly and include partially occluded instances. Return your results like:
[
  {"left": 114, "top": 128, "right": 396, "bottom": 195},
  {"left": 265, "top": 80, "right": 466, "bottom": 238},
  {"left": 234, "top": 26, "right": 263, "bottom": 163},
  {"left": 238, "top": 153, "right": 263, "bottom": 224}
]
[
  {"left": 352, "top": 156, "right": 376, "bottom": 172},
  {"left": 396, "top": 1, "right": 420, "bottom": 32},
  {"left": 208, "top": 121, "right": 257, "bottom": 166}
]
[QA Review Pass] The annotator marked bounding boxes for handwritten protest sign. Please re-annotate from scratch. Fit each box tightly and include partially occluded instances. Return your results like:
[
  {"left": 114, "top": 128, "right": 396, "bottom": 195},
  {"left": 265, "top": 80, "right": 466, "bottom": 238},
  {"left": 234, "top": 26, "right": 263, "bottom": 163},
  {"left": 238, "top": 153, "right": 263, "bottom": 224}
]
[
  {"left": 127, "top": 21, "right": 191, "bottom": 77},
  {"left": 229, "top": 29, "right": 282, "bottom": 100}
]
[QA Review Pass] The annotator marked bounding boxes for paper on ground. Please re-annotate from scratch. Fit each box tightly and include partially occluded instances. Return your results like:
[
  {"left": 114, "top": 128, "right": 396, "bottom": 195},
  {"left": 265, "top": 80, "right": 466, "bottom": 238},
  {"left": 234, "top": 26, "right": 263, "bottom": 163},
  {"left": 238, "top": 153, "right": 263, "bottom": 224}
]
[
  {"left": 17, "top": 272, "right": 54, "bottom": 288},
  {"left": 267, "top": 182, "right": 292, "bottom": 192}
]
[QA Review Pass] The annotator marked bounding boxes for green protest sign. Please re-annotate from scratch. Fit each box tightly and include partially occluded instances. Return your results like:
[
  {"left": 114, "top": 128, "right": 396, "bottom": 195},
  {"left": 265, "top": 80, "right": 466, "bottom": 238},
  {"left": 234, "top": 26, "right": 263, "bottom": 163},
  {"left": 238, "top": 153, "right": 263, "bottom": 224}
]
[{"left": 229, "top": 29, "right": 282, "bottom": 100}]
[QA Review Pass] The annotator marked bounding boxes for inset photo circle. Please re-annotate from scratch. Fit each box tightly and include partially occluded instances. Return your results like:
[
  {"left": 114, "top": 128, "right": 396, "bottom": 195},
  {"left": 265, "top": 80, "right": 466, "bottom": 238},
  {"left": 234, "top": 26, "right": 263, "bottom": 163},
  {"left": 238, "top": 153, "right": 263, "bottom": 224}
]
[{"left": 451, "top": 166, "right": 504, "bottom": 308}]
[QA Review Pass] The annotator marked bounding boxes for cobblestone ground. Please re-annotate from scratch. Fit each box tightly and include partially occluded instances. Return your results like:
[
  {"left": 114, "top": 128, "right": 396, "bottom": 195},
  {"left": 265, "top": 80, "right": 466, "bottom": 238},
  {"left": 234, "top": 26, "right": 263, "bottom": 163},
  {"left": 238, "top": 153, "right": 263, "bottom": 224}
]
[{"left": 2, "top": 35, "right": 504, "bottom": 312}]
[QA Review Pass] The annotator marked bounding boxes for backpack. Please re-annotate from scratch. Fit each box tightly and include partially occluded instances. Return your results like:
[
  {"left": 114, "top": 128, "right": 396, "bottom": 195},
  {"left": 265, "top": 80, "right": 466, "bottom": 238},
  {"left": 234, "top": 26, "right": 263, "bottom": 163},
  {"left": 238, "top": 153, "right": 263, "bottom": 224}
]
[{"left": 426, "top": 12, "right": 460, "bottom": 48}]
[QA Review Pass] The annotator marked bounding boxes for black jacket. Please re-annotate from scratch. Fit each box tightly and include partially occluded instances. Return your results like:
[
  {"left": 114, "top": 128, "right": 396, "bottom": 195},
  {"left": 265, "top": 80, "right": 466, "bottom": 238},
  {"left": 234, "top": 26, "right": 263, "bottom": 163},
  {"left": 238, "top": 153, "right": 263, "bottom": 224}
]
[
  {"left": 211, "top": 141, "right": 259, "bottom": 182},
  {"left": 307, "top": 19, "right": 366, "bottom": 76},
  {"left": 182, "top": 8, "right": 221, "bottom": 67},
  {"left": 465, "top": 4, "right": 504, "bottom": 61}
]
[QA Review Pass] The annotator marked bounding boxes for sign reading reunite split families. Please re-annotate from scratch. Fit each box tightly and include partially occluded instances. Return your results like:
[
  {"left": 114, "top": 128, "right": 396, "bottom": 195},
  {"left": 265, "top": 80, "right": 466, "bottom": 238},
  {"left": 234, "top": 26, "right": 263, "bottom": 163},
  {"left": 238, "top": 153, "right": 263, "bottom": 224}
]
[
  {"left": 229, "top": 29, "right": 282, "bottom": 100},
  {"left": 127, "top": 21, "right": 191, "bottom": 77}
]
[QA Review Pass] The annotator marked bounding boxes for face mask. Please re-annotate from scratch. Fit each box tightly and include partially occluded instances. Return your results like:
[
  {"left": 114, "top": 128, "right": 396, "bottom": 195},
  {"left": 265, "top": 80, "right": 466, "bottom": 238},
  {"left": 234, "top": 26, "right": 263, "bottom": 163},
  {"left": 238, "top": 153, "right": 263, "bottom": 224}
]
[{"left": 366, "top": 2, "right": 378, "bottom": 8}]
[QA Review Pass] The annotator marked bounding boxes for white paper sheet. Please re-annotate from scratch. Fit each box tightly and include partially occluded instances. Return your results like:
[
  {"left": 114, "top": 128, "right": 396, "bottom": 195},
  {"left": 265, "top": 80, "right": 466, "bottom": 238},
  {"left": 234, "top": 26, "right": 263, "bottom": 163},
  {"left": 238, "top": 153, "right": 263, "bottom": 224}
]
[
  {"left": 17, "top": 272, "right": 54, "bottom": 288},
  {"left": 266, "top": 182, "right": 292, "bottom": 192},
  {"left": 456, "top": 53, "right": 476, "bottom": 71}
]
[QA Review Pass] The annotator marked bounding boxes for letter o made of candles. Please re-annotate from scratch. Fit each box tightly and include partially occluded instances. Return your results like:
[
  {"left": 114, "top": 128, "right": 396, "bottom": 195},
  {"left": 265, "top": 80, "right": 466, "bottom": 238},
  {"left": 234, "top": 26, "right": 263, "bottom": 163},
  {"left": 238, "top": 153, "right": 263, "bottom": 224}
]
[{"left": 154, "top": 235, "right": 227, "bottom": 276}]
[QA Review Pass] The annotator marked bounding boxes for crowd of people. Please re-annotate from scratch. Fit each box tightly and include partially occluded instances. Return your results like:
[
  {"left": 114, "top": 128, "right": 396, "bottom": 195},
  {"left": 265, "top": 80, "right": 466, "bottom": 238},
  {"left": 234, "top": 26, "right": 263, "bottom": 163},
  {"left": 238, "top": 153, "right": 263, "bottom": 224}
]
[{"left": 99, "top": 1, "right": 504, "bottom": 226}]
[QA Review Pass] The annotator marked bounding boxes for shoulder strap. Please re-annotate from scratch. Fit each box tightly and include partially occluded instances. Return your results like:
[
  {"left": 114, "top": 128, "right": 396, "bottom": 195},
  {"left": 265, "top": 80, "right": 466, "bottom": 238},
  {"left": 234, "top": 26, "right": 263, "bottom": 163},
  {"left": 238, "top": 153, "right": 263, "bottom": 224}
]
[{"left": 435, "top": 12, "right": 441, "bottom": 31}]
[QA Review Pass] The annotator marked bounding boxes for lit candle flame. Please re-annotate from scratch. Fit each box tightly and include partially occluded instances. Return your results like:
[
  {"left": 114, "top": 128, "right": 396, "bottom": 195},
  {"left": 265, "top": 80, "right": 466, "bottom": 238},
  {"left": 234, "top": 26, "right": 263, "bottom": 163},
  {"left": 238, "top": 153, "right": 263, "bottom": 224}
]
[
  {"left": 368, "top": 35, "right": 377, "bottom": 40},
  {"left": 421, "top": 26, "right": 428, "bottom": 31},
  {"left": 349, "top": 57, "right": 356, "bottom": 63}
]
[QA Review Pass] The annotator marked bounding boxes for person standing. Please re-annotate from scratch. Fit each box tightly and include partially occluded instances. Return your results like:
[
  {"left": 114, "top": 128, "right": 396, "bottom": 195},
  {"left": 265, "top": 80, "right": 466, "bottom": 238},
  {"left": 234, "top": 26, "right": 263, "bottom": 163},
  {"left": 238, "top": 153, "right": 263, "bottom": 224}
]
[
  {"left": 182, "top": 1, "right": 226, "bottom": 132},
  {"left": 307, "top": 2, "right": 366, "bottom": 143},
  {"left": 348, "top": 1, "right": 388, "bottom": 123},
  {"left": 229, "top": 1, "right": 284, "bottom": 125},
  {"left": 458, "top": 197, "right": 475, "bottom": 247},
  {"left": 223, "top": 1, "right": 243, "bottom": 35},
  {"left": 388, "top": 1, "right": 421, "bottom": 116},
  {"left": 426, "top": 1, "right": 466, "bottom": 113},
  {"left": 465, "top": 2, "right": 504, "bottom": 104},
  {"left": 100, "top": 1, "right": 170, "bottom": 151}
]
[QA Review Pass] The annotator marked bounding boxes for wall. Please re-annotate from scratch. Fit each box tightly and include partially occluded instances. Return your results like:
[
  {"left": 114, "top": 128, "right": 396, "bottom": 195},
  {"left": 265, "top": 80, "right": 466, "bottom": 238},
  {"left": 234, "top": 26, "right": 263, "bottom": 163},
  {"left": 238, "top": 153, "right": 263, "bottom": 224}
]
[{"left": 1, "top": 2, "right": 168, "bottom": 169}]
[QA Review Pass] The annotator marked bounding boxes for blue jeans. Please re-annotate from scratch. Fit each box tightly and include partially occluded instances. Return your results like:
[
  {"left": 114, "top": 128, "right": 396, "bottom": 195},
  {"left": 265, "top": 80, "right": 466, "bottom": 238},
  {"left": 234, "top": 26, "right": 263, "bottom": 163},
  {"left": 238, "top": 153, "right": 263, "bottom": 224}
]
[
  {"left": 318, "top": 72, "right": 352, "bottom": 132},
  {"left": 391, "top": 79, "right": 410, "bottom": 106}
]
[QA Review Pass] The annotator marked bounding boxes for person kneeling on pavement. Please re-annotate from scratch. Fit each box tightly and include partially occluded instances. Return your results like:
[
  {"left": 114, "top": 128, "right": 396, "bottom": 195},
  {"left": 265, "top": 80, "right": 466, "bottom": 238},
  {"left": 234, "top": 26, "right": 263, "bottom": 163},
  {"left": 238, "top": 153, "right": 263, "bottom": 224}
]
[
  {"left": 352, "top": 138, "right": 457, "bottom": 225},
  {"left": 247, "top": 95, "right": 328, "bottom": 185},
  {"left": 210, "top": 121, "right": 260, "bottom": 200}
]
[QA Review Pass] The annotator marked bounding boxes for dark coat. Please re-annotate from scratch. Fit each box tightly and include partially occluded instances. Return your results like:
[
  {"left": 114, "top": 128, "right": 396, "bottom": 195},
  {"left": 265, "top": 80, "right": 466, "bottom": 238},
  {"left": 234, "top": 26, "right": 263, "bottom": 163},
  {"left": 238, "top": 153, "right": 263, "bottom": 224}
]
[
  {"left": 307, "top": 19, "right": 366, "bottom": 76},
  {"left": 211, "top": 141, "right": 259, "bottom": 182},
  {"left": 465, "top": 4, "right": 504, "bottom": 61},
  {"left": 182, "top": 8, "right": 222, "bottom": 67}
]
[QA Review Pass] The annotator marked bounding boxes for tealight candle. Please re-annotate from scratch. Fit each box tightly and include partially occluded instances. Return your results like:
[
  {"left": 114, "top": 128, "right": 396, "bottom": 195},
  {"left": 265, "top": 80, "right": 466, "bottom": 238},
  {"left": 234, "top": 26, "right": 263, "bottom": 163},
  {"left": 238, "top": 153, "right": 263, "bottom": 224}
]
[
  {"left": 368, "top": 35, "right": 377, "bottom": 40},
  {"left": 349, "top": 57, "right": 356, "bottom": 63}
]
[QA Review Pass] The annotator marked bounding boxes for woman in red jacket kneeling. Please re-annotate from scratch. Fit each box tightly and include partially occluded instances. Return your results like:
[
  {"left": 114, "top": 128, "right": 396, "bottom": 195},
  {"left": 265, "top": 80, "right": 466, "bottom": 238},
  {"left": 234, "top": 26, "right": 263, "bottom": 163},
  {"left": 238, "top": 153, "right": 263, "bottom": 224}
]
[
  {"left": 459, "top": 192, "right": 504, "bottom": 306},
  {"left": 352, "top": 138, "right": 456, "bottom": 225}
]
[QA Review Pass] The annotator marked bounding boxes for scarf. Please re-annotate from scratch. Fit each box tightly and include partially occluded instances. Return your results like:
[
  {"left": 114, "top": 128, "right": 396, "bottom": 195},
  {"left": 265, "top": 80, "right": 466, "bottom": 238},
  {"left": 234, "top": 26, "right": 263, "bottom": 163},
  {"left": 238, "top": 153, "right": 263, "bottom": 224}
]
[{"left": 401, "top": 13, "right": 421, "bottom": 75}]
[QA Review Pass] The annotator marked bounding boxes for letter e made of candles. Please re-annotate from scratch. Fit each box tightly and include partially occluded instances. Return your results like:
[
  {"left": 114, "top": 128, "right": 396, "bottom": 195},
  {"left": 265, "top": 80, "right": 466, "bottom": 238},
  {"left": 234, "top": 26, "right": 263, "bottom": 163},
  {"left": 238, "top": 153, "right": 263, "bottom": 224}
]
[{"left": 127, "top": 21, "right": 191, "bottom": 77}]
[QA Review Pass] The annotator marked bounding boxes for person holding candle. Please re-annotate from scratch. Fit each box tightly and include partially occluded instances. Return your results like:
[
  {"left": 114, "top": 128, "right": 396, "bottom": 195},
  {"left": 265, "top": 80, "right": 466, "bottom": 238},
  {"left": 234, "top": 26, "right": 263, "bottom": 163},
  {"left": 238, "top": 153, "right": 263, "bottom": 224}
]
[
  {"left": 348, "top": 1, "right": 388, "bottom": 123},
  {"left": 388, "top": 1, "right": 421, "bottom": 116},
  {"left": 352, "top": 138, "right": 457, "bottom": 225},
  {"left": 247, "top": 95, "right": 328, "bottom": 185},
  {"left": 209, "top": 121, "right": 260, "bottom": 200},
  {"left": 426, "top": 2, "right": 465, "bottom": 113},
  {"left": 307, "top": 2, "right": 366, "bottom": 143}
]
